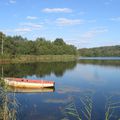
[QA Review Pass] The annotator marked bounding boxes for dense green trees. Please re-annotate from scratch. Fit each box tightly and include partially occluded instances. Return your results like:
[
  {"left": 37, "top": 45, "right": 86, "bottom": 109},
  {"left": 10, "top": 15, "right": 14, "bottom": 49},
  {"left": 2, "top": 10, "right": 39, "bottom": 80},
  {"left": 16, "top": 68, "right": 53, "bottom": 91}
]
[
  {"left": 78, "top": 46, "right": 120, "bottom": 57},
  {"left": 0, "top": 32, "right": 77, "bottom": 56},
  {"left": 2, "top": 31, "right": 119, "bottom": 57}
]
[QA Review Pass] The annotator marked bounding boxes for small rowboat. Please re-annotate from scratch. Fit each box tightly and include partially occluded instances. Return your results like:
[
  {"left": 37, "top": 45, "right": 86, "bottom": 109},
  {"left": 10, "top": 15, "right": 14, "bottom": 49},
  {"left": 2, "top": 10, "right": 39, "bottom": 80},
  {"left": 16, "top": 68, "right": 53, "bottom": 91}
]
[{"left": 4, "top": 78, "right": 55, "bottom": 88}]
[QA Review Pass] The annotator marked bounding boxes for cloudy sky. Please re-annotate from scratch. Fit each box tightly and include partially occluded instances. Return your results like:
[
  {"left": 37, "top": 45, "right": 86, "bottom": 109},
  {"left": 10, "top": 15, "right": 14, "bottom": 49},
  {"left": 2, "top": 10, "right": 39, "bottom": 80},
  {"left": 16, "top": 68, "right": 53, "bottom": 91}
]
[{"left": 0, "top": 0, "right": 120, "bottom": 48}]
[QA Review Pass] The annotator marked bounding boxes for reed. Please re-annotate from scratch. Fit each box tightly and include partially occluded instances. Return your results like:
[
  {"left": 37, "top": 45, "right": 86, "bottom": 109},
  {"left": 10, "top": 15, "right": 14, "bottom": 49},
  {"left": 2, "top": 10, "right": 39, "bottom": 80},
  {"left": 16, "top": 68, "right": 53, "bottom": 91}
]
[
  {"left": 105, "top": 94, "right": 120, "bottom": 120},
  {"left": 80, "top": 94, "right": 93, "bottom": 120},
  {"left": 61, "top": 91, "right": 93, "bottom": 120},
  {"left": 61, "top": 97, "right": 82, "bottom": 120},
  {"left": 0, "top": 55, "right": 77, "bottom": 64},
  {"left": 61, "top": 92, "right": 120, "bottom": 120},
  {"left": 0, "top": 78, "right": 19, "bottom": 120}
]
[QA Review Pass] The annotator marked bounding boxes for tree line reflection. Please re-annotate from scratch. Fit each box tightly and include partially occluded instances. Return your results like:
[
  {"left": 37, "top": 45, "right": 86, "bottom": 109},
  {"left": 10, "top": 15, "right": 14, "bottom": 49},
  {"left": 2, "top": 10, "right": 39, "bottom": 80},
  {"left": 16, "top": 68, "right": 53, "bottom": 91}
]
[
  {"left": 0, "top": 62, "right": 77, "bottom": 78},
  {"left": 0, "top": 60, "right": 120, "bottom": 78},
  {"left": 79, "top": 60, "right": 120, "bottom": 67}
]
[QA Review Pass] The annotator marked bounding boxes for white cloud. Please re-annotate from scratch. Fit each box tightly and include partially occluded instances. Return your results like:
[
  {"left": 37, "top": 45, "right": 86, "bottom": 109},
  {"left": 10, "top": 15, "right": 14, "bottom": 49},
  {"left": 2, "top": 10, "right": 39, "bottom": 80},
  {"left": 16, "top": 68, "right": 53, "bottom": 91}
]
[
  {"left": 2, "top": 22, "right": 43, "bottom": 34},
  {"left": 104, "top": 2, "right": 110, "bottom": 5},
  {"left": 9, "top": 0, "right": 16, "bottom": 4},
  {"left": 56, "top": 18, "right": 84, "bottom": 26},
  {"left": 42, "top": 8, "right": 72, "bottom": 13},
  {"left": 78, "top": 11, "right": 86, "bottom": 15},
  {"left": 104, "top": 0, "right": 113, "bottom": 5},
  {"left": 81, "top": 28, "right": 108, "bottom": 40},
  {"left": 88, "top": 19, "right": 96, "bottom": 23},
  {"left": 110, "top": 17, "right": 120, "bottom": 21},
  {"left": 26, "top": 16, "right": 38, "bottom": 20},
  {"left": 20, "top": 22, "right": 42, "bottom": 29},
  {"left": 66, "top": 28, "right": 108, "bottom": 48},
  {"left": 15, "top": 28, "right": 31, "bottom": 32}
]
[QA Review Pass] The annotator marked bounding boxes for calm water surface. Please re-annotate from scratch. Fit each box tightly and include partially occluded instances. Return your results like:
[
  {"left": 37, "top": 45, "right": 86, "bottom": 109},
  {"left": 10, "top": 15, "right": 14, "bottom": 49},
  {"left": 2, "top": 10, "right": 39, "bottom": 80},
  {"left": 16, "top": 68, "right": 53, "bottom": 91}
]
[{"left": 0, "top": 59, "right": 120, "bottom": 120}]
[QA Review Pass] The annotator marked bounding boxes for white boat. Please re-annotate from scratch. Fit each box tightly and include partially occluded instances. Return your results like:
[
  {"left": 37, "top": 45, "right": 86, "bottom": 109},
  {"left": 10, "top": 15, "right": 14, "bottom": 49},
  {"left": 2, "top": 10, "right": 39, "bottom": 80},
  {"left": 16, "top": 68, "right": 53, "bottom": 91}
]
[{"left": 4, "top": 77, "right": 55, "bottom": 88}]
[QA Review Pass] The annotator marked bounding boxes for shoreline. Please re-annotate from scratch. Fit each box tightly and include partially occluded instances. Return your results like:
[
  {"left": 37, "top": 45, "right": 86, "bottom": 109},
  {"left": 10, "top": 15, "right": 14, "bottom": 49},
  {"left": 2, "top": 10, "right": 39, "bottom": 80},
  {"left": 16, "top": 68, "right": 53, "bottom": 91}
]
[{"left": 0, "top": 55, "right": 78, "bottom": 64}]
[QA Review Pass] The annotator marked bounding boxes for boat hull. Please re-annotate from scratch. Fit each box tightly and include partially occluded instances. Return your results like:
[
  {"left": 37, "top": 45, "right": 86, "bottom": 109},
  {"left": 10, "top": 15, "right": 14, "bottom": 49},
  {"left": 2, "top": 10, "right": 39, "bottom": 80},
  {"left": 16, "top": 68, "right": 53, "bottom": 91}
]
[{"left": 4, "top": 78, "right": 55, "bottom": 88}]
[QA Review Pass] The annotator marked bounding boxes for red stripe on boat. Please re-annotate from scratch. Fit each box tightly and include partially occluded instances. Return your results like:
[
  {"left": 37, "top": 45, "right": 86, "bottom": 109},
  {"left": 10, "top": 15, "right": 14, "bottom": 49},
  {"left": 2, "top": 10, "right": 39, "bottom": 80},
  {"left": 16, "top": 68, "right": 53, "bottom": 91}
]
[{"left": 6, "top": 78, "right": 54, "bottom": 84}]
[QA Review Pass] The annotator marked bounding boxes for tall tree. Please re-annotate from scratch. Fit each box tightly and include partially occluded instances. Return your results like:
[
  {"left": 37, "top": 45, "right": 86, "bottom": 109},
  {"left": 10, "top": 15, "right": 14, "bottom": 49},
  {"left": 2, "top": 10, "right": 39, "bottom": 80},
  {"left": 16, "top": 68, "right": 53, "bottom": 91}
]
[
  {"left": 0, "top": 32, "right": 5, "bottom": 55},
  {"left": 54, "top": 38, "right": 66, "bottom": 45}
]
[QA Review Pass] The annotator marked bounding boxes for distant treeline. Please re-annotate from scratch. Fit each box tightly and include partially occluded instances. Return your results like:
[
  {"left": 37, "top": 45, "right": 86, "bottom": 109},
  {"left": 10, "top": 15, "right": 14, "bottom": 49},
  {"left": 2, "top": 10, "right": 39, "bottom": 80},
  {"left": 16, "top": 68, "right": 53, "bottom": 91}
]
[
  {"left": 78, "top": 45, "right": 120, "bottom": 57},
  {"left": 0, "top": 32, "right": 77, "bottom": 56}
]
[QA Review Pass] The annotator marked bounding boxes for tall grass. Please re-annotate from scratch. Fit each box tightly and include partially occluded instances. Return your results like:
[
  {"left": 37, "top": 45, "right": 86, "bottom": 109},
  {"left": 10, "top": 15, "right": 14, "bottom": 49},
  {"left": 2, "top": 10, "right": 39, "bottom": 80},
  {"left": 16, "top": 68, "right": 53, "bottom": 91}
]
[
  {"left": 61, "top": 92, "right": 93, "bottom": 120},
  {"left": 61, "top": 97, "right": 82, "bottom": 120},
  {"left": 0, "top": 78, "right": 18, "bottom": 120},
  {"left": 0, "top": 55, "right": 77, "bottom": 64},
  {"left": 80, "top": 94, "right": 93, "bottom": 120},
  {"left": 105, "top": 94, "right": 120, "bottom": 120}
]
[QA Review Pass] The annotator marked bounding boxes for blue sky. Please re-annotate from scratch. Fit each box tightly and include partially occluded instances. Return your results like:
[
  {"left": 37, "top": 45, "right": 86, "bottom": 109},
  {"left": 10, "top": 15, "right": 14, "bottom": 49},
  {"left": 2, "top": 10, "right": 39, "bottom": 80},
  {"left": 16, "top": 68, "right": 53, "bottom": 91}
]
[{"left": 0, "top": 0, "right": 120, "bottom": 48}]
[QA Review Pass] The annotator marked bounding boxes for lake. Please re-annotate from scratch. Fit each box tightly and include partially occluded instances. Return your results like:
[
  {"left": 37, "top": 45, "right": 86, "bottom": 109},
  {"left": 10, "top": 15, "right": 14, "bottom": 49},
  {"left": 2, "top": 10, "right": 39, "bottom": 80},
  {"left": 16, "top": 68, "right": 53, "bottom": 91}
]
[{"left": 0, "top": 59, "right": 120, "bottom": 120}]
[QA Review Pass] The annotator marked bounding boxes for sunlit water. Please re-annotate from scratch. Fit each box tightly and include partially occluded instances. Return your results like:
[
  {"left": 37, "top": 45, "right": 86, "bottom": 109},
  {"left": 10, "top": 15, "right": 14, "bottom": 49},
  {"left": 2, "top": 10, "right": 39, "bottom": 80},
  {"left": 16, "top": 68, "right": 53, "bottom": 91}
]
[{"left": 0, "top": 59, "right": 120, "bottom": 120}]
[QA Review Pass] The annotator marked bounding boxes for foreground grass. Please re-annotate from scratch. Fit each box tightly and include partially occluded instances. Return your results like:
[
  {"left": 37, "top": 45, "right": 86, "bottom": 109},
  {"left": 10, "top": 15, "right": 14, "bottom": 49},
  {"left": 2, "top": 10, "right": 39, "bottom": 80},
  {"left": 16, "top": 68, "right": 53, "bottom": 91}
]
[
  {"left": 0, "top": 55, "right": 78, "bottom": 63},
  {"left": 0, "top": 78, "right": 18, "bottom": 120}
]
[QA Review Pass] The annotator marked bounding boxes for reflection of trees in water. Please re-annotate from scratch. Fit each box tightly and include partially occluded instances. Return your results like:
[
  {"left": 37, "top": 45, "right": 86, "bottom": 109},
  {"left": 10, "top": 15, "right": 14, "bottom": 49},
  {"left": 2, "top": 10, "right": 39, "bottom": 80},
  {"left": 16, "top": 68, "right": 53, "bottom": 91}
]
[
  {"left": 0, "top": 79, "right": 18, "bottom": 120},
  {"left": 61, "top": 91, "right": 120, "bottom": 120},
  {"left": 78, "top": 60, "right": 120, "bottom": 67},
  {"left": 0, "top": 62, "right": 77, "bottom": 78}
]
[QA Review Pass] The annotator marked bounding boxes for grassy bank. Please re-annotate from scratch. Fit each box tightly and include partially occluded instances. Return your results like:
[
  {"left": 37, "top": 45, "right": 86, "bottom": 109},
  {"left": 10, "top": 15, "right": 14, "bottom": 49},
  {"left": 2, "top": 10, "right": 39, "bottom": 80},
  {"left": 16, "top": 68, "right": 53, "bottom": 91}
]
[{"left": 0, "top": 55, "right": 78, "bottom": 64}]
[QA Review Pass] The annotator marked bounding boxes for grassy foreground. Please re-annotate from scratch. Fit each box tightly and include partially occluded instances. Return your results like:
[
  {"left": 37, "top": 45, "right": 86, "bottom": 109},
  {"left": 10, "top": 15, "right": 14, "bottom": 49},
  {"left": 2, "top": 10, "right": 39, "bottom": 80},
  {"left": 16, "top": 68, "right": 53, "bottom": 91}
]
[{"left": 0, "top": 55, "right": 78, "bottom": 63}]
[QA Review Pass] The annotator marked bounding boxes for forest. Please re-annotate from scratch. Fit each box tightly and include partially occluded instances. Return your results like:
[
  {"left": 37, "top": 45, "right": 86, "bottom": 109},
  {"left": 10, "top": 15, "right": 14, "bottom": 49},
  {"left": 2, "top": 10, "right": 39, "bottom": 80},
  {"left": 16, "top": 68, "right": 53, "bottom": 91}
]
[
  {"left": 0, "top": 32, "right": 77, "bottom": 56},
  {"left": 78, "top": 45, "right": 120, "bottom": 57},
  {"left": 1, "top": 31, "right": 120, "bottom": 57}
]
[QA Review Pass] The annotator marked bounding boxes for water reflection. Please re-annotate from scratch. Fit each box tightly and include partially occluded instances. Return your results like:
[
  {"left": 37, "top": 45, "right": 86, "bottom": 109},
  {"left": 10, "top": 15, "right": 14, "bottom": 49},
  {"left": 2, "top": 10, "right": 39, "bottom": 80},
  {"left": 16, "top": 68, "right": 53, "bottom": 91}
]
[
  {"left": 0, "top": 62, "right": 77, "bottom": 78},
  {"left": 9, "top": 87, "right": 55, "bottom": 93},
  {"left": 79, "top": 59, "right": 120, "bottom": 67},
  {"left": 61, "top": 91, "right": 93, "bottom": 120},
  {"left": 61, "top": 91, "right": 120, "bottom": 120},
  {"left": 0, "top": 60, "right": 120, "bottom": 120}
]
